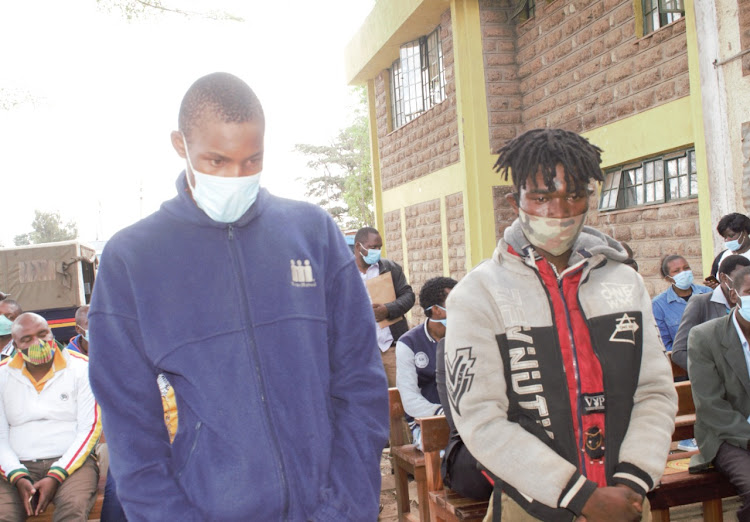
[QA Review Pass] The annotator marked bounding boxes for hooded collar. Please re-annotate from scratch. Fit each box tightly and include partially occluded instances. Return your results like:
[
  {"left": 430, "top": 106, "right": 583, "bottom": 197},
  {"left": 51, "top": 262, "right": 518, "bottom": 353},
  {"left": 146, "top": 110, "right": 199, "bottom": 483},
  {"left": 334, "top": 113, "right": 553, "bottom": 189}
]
[
  {"left": 501, "top": 218, "right": 628, "bottom": 268},
  {"left": 160, "top": 171, "right": 269, "bottom": 229}
]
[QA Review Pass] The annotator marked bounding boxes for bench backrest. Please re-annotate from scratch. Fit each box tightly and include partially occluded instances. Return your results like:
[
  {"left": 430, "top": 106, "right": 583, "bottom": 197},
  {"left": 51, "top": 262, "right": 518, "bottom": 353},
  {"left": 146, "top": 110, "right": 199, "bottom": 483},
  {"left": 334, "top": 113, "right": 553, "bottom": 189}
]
[
  {"left": 388, "top": 387, "right": 409, "bottom": 446},
  {"left": 669, "top": 352, "right": 687, "bottom": 380},
  {"left": 675, "top": 380, "right": 694, "bottom": 416}
]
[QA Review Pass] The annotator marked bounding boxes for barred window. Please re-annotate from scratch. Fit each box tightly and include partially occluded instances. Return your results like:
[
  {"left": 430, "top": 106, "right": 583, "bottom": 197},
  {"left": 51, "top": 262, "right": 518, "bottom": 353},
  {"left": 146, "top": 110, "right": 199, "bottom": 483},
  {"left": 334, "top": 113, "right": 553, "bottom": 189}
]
[
  {"left": 599, "top": 149, "right": 697, "bottom": 211},
  {"left": 642, "top": 0, "right": 684, "bottom": 35},
  {"left": 389, "top": 26, "right": 446, "bottom": 130}
]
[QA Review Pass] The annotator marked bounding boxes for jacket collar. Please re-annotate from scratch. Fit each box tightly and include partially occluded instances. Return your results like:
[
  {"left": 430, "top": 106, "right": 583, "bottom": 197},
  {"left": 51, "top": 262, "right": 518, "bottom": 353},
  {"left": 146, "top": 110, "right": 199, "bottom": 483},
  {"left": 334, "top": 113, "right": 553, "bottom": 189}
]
[{"left": 721, "top": 312, "right": 750, "bottom": 398}]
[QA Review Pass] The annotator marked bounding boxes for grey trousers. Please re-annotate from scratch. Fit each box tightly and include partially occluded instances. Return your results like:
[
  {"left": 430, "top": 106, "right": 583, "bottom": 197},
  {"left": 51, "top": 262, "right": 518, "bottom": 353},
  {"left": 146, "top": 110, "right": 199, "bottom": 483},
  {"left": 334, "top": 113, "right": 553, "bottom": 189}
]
[
  {"left": 0, "top": 456, "right": 98, "bottom": 522},
  {"left": 713, "top": 441, "right": 750, "bottom": 522}
]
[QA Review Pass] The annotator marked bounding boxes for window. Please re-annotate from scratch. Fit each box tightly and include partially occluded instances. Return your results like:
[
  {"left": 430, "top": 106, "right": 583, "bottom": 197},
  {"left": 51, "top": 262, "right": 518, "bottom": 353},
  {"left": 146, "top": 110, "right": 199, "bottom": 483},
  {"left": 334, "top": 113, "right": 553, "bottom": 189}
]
[
  {"left": 511, "top": 0, "right": 535, "bottom": 22},
  {"left": 642, "top": 0, "right": 684, "bottom": 35},
  {"left": 599, "top": 149, "right": 698, "bottom": 211},
  {"left": 389, "top": 26, "right": 446, "bottom": 130}
]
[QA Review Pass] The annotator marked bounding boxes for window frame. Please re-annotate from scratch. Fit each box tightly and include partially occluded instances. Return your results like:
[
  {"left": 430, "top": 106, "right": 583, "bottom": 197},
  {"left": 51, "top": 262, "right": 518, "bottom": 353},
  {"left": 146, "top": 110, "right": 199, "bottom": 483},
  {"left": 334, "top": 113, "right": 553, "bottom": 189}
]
[
  {"left": 598, "top": 148, "right": 697, "bottom": 211},
  {"left": 389, "top": 26, "right": 446, "bottom": 131},
  {"left": 641, "top": 0, "right": 684, "bottom": 35}
]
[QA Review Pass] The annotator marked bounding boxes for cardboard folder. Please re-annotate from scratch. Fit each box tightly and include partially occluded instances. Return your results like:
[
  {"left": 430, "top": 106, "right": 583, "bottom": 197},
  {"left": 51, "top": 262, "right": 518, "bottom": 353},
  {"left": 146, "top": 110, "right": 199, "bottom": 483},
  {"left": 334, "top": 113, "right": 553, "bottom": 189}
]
[{"left": 365, "top": 273, "right": 402, "bottom": 328}]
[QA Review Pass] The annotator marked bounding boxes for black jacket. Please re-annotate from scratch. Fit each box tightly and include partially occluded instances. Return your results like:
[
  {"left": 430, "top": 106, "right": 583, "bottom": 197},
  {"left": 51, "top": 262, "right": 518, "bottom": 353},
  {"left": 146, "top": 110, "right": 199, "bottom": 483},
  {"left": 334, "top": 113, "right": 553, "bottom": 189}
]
[{"left": 377, "top": 258, "right": 415, "bottom": 342}]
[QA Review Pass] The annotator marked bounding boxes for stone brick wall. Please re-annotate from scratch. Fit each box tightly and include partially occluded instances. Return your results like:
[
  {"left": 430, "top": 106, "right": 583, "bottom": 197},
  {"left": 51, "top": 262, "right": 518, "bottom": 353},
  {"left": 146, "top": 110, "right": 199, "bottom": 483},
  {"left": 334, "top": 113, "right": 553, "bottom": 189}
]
[
  {"left": 740, "top": 0, "right": 750, "bottom": 75},
  {"left": 480, "top": 0, "right": 523, "bottom": 152},
  {"left": 587, "top": 199, "right": 703, "bottom": 296},
  {"left": 480, "top": 0, "right": 690, "bottom": 151},
  {"left": 374, "top": 9, "right": 460, "bottom": 191},
  {"left": 383, "top": 210, "right": 404, "bottom": 266},
  {"left": 405, "top": 199, "right": 444, "bottom": 324},
  {"left": 446, "top": 192, "right": 466, "bottom": 280},
  {"left": 493, "top": 185, "right": 517, "bottom": 241}
]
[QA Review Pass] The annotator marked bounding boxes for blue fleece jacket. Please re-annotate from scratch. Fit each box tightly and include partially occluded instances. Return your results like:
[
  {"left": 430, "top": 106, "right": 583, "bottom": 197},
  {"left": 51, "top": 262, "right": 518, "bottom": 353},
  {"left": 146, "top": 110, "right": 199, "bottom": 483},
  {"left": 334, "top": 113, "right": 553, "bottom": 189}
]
[{"left": 88, "top": 173, "right": 389, "bottom": 522}]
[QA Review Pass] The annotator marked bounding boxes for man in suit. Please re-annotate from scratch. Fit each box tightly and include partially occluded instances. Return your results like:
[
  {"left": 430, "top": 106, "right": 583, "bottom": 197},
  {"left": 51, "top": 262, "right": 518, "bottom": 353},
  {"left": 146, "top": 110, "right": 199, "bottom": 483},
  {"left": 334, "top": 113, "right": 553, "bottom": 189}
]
[
  {"left": 672, "top": 254, "right": 750, "bottom": 371},
  {"left": 354, "top": 226, "right": 415, "bottom": 387},
  {"left": 688, "top": 265, "right": 750, "bottom": 522}
]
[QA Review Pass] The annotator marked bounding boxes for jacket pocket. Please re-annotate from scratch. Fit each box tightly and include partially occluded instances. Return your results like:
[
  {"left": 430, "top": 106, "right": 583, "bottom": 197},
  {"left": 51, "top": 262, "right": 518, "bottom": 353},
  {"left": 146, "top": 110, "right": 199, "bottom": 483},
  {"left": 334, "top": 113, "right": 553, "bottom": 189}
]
[{"left": 176, "top": 421, "right": 202, "bottom": 478}]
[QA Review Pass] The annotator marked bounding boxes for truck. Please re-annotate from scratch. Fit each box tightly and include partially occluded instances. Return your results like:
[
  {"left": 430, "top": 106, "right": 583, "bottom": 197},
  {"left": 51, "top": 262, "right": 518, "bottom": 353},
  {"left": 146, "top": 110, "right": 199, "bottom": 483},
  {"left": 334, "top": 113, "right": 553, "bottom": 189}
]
[{"left": 0, "top": 241, "right": 98, "bottom": 344}]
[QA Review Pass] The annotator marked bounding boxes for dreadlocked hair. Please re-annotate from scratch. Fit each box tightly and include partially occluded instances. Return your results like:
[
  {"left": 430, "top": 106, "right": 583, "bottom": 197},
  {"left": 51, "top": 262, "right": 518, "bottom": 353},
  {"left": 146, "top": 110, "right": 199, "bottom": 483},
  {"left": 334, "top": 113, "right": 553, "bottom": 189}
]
[{"left": 493, "top": 128, "right": 604, "bottom": 195}]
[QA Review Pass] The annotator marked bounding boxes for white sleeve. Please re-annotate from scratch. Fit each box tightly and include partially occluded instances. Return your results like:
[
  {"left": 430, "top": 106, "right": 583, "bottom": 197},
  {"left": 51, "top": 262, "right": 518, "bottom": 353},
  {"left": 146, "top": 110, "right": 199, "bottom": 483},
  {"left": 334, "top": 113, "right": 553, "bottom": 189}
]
[{"left": 395, "top": 341, "right": 442, "bottom": 418}]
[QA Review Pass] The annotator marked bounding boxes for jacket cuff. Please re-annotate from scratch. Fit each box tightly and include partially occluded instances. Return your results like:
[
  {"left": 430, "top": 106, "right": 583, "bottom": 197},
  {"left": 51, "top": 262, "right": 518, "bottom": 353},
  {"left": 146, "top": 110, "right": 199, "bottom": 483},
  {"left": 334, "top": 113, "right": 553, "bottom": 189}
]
[
  {"left": 47, "top": 466, "right": 68, "bottom": 484},
  {"left": 611, "top": 462, "right": 653, "bottom": 496},
  {"left": 557, "top": 472, "right": 598, "bottom": 516},
  {"left": 7, "top": 468, "right": 31, "bottom": 485}
]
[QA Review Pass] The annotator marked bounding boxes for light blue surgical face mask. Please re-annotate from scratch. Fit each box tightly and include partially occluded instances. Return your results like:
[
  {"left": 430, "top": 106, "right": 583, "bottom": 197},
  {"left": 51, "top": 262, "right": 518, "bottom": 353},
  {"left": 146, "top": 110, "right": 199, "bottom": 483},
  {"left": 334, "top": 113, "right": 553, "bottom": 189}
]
[
  {"left": 725, "top": 233, "right": 745, "bottom": 252},
  {"left": 0, "top": 315, "right": 12, "bottom": 336},
  {"left": 183, "top": 135, "right": 261, "bottom": 223},
  {"left": 359, "top": 243, "right": 381, "bottom": 265},
  {"left": 671, "top": 270, "right": 694, "bottom": 291},
  {"left": 427, "top": 305, "right": 447, "bottom": 327},
  {"left": 737, "top": 294, "right": 750, "bottom": 322},
  {"left": 82, "top": 329, "right": 89, "bottom": 342}
]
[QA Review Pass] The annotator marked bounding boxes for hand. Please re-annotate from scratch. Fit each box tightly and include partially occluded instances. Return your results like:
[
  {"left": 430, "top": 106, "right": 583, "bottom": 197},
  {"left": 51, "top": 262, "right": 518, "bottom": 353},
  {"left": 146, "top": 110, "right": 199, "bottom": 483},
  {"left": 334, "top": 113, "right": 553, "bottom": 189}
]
[
  {"left": 373, "top": 304, "right": 389, "bottom": 322},
  {"left": 15, "top": 478, "right": 36, "bottom": 517},
  {"left": 32, "top": 477, "right": 59, "bottom": 516},
  {"left": 703, "top": 278, "right": 719, "bottom": 289},
  {"left": 580, "top": 485, "right": 643, "bottom": 522}
]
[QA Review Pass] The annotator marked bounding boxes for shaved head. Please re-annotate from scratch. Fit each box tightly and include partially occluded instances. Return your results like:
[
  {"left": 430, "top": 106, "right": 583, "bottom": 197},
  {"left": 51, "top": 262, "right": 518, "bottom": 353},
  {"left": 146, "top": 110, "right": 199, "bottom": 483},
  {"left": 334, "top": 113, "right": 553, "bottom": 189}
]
[{"left": 11, "top": 313, "right": 48, "bottom": 340}]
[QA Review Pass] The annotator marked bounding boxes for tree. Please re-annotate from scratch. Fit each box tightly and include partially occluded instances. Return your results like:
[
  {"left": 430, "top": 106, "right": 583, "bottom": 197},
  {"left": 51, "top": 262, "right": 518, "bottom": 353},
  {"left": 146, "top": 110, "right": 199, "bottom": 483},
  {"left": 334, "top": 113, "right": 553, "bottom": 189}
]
[
  {"left": 295, "top": 87, "right": 374, "bottom": 229},
  {"left": 96, "top": 0, "right": 244, "bottom": 21},
  {"left": 14, "top": 210, "right": 78, "bottom": 246}
]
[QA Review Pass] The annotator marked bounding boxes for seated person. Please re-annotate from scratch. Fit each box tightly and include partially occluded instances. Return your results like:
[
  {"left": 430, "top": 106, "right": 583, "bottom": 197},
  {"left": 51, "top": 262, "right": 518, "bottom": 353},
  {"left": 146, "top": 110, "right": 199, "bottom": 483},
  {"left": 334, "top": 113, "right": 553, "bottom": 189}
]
[
  {"left": 672, "top": 254, "right": 750, "bottom": 371},
  {"left": 652, "top": 254, "right": 711, "bottom": 352},
  {"left": 717, "top": 212, "right": 750, "bottom": 270},
  {"left": 688, "top": 265, "right": 750, "bottom": 522},
  {"left": 0, "top": 313, "right": 102, "bottom": 520},
  {"left": 67, "top": 305, "right": 90, "bottom": 356},
  {"left": 0, "top": 300, "right": 22, "bottom": 360},
  {"left": 435, "top": 339, "right": 493, "bottom": 501},
  {"left": 395, "top": 276, "right": 456, "bottom": 450}
]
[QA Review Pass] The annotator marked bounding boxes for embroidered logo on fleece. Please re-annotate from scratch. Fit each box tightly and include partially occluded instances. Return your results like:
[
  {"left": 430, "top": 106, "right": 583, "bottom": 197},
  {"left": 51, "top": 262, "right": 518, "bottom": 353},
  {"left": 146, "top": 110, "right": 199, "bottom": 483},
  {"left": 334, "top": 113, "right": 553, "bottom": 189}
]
[
  {"left": 446, "top": 347, "right": 476, "bottom": 416},
  {"left": 609, "top": 313, "right": 639, "bottom": 345},
  {"left": 414, "top": 352, "right": 429, "bottom": 369},
  {"left": 601, "top": 283, "right": 635, "bottom": 310},
  {"left": 290, "top": 259, "right": 317, "bottom": 288}
]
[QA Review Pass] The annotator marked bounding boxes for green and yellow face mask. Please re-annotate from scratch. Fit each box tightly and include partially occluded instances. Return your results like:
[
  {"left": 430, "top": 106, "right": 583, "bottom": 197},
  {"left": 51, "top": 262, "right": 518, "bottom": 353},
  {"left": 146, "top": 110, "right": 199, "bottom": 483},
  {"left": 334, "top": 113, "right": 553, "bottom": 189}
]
[{"left": 21, "top": 339, "right": 56, "bottom": 366}]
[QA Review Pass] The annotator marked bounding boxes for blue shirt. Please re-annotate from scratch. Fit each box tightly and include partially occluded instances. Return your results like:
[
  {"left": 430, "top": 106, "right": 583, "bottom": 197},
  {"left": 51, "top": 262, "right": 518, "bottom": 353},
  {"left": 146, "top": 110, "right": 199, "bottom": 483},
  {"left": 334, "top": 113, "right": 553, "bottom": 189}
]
[{"left": 652, "top": 283, "right": 712, "bottom": 351}]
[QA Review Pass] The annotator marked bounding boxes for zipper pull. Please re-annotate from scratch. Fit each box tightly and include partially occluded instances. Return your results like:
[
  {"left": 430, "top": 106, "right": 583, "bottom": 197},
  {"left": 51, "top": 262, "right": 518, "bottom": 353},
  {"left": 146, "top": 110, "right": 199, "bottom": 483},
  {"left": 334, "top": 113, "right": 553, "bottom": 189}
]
[{"left": 228, "top": 225, "right": 234, "bottom": 240}]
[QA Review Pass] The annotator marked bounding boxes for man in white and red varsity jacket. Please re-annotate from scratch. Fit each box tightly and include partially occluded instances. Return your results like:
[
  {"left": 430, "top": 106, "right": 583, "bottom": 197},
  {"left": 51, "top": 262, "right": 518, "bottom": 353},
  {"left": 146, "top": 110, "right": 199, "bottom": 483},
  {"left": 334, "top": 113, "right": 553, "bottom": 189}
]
[{"left": 445, "top": 128, "right": 677, "bottom": 522}]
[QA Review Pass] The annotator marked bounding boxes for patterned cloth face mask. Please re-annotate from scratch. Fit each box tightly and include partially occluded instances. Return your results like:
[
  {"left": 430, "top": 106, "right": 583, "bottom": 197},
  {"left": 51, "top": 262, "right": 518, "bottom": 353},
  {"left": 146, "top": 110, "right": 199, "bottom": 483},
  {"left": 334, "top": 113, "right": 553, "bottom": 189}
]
[
  {"left": 518, "top": 209, "right": 587, "bottom": 256},
  {"left": 21, "top": 339, "right": 56, "bottom": 366}
]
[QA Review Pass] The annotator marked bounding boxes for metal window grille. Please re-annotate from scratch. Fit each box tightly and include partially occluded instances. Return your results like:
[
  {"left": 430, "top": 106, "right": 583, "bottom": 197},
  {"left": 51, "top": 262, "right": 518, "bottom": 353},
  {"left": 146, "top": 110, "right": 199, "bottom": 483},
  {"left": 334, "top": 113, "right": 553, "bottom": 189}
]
[
  {"left": 389, "top": 26, "right": 446, "bottom": 130},
  {"left": 642, "top": 0, "right": 683, "bottom": 35},
  {"left": 598, "top": 149, "right": 697, "bottom": 211}
]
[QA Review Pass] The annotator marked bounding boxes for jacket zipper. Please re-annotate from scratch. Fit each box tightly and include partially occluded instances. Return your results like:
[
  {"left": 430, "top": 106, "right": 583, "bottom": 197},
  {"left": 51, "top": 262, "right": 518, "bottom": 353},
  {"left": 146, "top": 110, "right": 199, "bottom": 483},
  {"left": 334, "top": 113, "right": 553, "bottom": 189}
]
[
  {"left": 557, "top": 272, "right": 587, "bottom": 477},
  {"left": 227, "top": 224, "right": 290, "bottom": 520},
  {"left": 532, "top": 269, "right": 578, "bottom": 468}
]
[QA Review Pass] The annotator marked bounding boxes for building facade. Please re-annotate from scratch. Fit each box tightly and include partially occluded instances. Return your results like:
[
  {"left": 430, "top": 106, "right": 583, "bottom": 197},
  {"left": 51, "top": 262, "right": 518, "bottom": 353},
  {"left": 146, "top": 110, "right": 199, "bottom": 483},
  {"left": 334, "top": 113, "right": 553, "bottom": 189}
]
[{"left": 346, "top": 0, "right": 733, "bottom": 322}]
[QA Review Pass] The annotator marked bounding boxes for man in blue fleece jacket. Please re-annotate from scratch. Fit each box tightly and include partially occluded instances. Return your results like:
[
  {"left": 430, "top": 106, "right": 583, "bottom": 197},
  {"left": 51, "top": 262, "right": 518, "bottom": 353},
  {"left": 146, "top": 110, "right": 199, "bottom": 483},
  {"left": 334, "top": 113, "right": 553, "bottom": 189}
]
[{"left": 88, "top": 72, "right": 389, "bottom": 521}]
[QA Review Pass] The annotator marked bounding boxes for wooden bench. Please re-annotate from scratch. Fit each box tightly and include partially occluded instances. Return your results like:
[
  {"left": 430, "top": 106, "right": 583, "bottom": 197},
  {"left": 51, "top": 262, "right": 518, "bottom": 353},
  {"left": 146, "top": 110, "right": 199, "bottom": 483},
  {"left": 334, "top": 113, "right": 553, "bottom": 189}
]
[
  {"left": 419, "top": 415, "right": 488, "bottom": 522},
  {"left": 389, "top": 387, "right": 431, "bottom": 521}
]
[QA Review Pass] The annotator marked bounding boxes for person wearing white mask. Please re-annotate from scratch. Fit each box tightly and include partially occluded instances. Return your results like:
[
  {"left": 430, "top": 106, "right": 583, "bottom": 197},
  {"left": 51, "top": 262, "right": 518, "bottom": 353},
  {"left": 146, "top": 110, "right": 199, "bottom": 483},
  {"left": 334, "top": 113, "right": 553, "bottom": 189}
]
[
  {"left": 715, "top": 213, "right": 750, "bottom": 274},
  {"left": 652, "top": 254, "right": 712, "bottom": 352},
  {"left": 87, "top": 72, "right": 388, "bottom": 521},
  {"left": 0, "top": 299, "right": 22, "bottom": 360},
  {"left": 688, "top": 265, "right": 750, "bottom": 522},
  {"left": 67, "top": 305, "right": 90, "bottom": 356}
]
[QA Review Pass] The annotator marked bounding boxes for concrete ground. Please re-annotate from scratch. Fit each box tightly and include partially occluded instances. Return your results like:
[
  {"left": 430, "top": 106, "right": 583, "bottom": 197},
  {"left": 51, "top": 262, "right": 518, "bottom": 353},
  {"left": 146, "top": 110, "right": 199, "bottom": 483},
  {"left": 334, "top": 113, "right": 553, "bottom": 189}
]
[{"left": 378, "top": 450, "right": 741, "bottom": 522}]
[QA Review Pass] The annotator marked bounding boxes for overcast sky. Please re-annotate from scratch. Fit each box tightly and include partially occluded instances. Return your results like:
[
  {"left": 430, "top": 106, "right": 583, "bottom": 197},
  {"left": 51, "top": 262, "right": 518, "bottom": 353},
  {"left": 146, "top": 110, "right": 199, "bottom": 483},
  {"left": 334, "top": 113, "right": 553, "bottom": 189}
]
[{"left": 0, "top": 0, "right": 373, "bottom": 246}]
